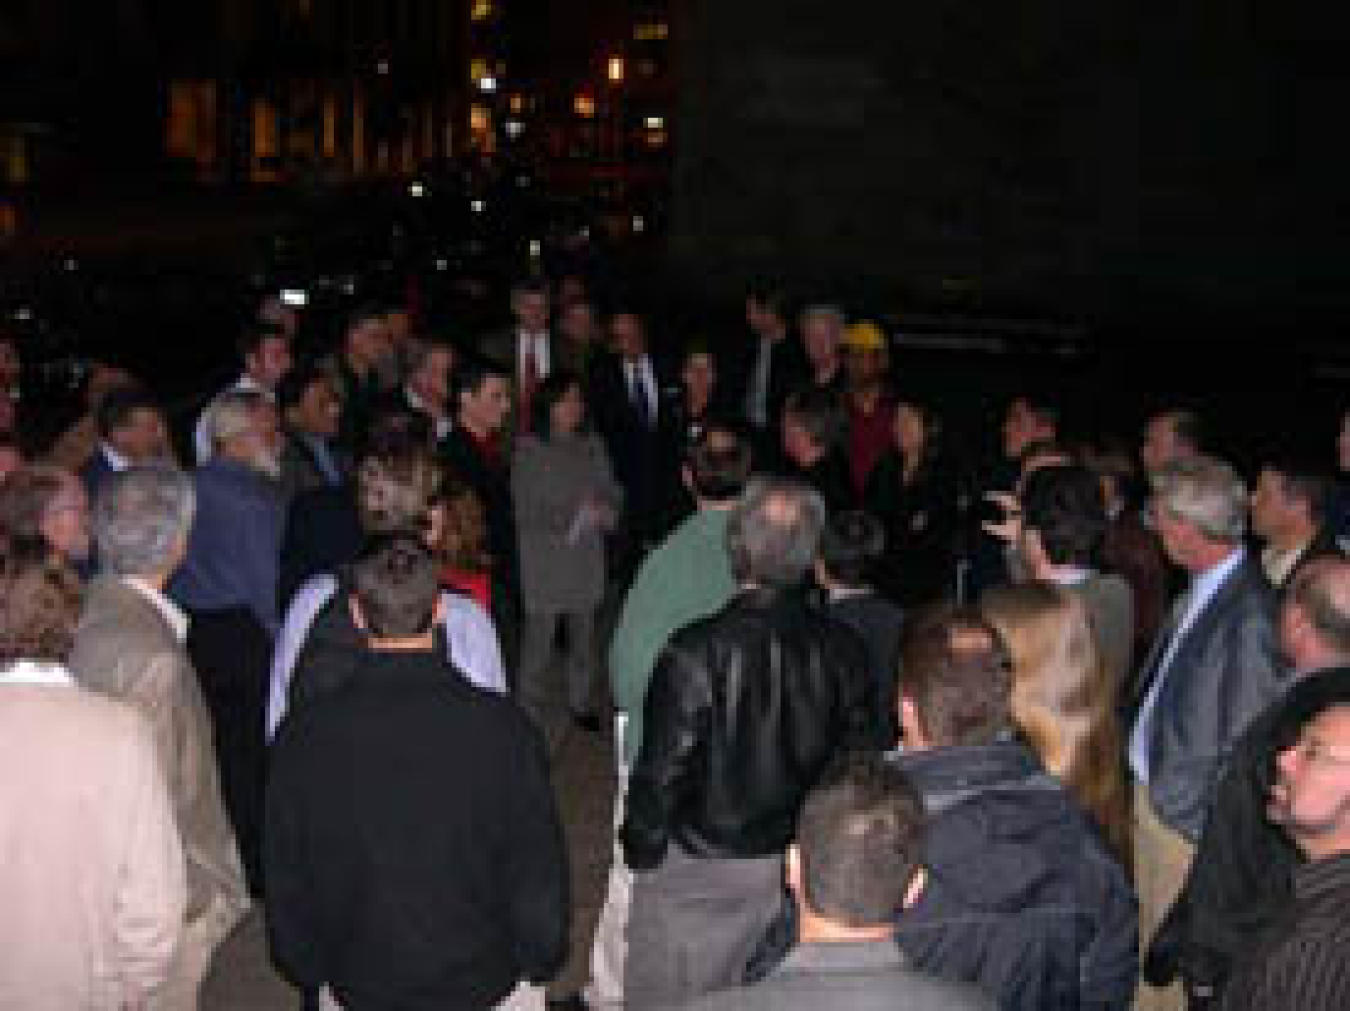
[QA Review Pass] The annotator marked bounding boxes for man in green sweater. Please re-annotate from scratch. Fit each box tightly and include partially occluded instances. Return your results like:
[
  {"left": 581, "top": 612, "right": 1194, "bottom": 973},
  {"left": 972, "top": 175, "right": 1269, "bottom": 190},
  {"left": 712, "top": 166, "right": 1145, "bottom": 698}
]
[{"left": 582, "top": 426, "right": 751, "bottom": 1009}]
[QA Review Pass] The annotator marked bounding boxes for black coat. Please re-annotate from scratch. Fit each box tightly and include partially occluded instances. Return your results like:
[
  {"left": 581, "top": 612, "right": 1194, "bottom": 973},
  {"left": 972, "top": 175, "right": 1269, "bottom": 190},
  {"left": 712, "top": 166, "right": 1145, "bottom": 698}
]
[
  {"left": 1147, "top": 665, "right": 1350, "bottom": 1001},
  {"left": 621, "top": 585, "right": 884, "bottom": 870},
  {"left": 894, "top": 741, "right": 1138, "bottom": 1010},
  {"left": 265, "top": 648, "right": 569, "bottom": 1009},
  {"left": 864, "top": 450, "right": 962, "bottom": 607}
]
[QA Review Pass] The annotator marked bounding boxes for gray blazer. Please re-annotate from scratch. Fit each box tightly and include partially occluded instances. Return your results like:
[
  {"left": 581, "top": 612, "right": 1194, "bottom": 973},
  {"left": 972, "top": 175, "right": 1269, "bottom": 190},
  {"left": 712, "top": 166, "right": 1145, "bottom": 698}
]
[
  {"left": 1137, "top": 554, "right": 1286, "bottom": 841},
  {"left": 1070, "top": 571, "right": 1135, "bottom": 696},
  {"left": 675, "top": 940, "right": 995, "bottom": 1010},
  {"left": 68, "top": 577, "right": 250, "bottom": 929}
]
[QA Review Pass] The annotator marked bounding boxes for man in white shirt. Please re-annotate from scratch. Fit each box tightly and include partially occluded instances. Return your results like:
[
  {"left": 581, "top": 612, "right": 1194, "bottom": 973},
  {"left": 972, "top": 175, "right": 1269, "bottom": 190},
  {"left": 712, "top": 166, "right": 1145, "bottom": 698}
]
[
  {"left": 194, "top": 322, "right": 293, "bottom": 463},
  {"left": 480, "top": 277, "right": 555, "bottom": 432}
]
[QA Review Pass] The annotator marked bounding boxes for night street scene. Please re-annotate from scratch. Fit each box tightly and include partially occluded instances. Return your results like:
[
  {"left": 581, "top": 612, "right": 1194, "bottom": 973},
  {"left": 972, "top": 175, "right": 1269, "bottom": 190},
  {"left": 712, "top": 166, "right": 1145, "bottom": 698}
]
[{"left": 3, "top": 2, "right": 1349, "bottom": 1010}]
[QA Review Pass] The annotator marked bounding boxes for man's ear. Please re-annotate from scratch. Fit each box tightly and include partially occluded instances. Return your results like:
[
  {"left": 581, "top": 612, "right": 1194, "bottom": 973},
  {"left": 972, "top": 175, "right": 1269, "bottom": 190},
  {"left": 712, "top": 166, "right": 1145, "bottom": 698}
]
[
  {"left": 348, "top": 595, "right": 367, "bottom": 631},
  {"left": 898, "top": 692, "right": 925, "bottom": 749},
  {"left": 432, "top": 592, "right": 447, "bottom": 626},
  {"left": 785, "top": 843, "right": 803, "bottom": 899}
]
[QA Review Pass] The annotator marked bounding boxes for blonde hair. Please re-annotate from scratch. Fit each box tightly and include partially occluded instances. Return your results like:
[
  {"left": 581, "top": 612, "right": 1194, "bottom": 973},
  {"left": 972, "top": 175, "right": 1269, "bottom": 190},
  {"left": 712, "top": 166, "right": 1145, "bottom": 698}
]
[{"left": 980, "top": 581, "right": 1130, "bottom": 865}]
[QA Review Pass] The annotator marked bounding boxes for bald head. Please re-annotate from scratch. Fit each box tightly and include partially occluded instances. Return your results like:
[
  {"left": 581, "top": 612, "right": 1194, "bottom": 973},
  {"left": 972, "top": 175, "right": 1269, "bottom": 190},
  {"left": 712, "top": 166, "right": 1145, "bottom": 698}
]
[{"left": 1282, "top": 558, "right": 1350, "bottom": 672}]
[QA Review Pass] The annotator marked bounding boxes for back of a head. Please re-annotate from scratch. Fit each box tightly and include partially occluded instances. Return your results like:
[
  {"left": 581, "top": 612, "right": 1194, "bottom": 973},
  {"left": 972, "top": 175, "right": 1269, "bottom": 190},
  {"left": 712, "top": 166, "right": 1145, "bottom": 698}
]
[
  {"left": 819, "top": 509, "right": 886, "bottom": 588},
  {"left": 1151, "top": 455, "right": 1247, "bottom": 545},
  {"left": 0, "top": 465, "right": 69, "bottom": 544},
  {"left": 92, "top": 466, "right": 196, "bottom": 578},
  {"left": 1261, "top": 448, "right": 1332, "bottom": 528},
  {"left": 795, "top": 752, "right": 926, "bottom": 928},
  {"left": 207, "top": 388, "right": 266, "bottom": 450},
  {"left": 0, "top": 543, "right": 82, "bottom": 667},
  {"left": 686, "top": 425, "right": 751, "bottom": 503},
  {"left": 451, "top": 354, "right": 508, "bottom": 412},
  {"left": 1019, "top": 463, "right": 1108, "bottom": 567},
  {"left": 899, "top": 608, "right": 1013, "bottom": 748},
  {"left": 355, "top": 444, "right": 442, "bottom": 539},
  {"left": 1288, "top": 558, "right": 1350, "bottom": 660},
  {"left": 726, "top": 475, "right": 825, "bottom": 588},
  {"left": 351, "top": 534, "right": 440, "bottom": 639}
]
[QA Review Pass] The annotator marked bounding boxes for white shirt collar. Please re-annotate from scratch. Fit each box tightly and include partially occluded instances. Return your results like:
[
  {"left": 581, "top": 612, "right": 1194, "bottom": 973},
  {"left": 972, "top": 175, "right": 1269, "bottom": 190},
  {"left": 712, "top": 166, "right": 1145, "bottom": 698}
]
[
  {"left": 1051, "top": 566, "right": 1094, "bottom": 587},
  {"left": 101, "top": 443, "right": 131, "bottom": 472},
  {"left": 0, "top": 660, "right": 75, "bottom": 687},
  {"left": 123, "top": 577, "right": 190, "bottom": 641},
  {"left": 828, "top": 585, "right": 873, "bottom": 602}
]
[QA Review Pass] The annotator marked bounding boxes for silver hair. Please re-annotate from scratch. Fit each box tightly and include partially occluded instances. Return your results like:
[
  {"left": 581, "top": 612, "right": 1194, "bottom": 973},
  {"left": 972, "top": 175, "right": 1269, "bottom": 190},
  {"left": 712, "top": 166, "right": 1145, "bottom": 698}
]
[
  {"left": 1151, "top": 456, "right": 1247, "bottom": 544},
  {"left": 726, "top": 476, "right": 826, "bottom": 588},
  {"left": 93, "top": 466, "right": 196, "bottom": 576},
  {"left": 800, "top": 303, "right": 845, "bottom": 327},
  {"left": 207, "top": 388, "right": 267, "bottom": 450}
]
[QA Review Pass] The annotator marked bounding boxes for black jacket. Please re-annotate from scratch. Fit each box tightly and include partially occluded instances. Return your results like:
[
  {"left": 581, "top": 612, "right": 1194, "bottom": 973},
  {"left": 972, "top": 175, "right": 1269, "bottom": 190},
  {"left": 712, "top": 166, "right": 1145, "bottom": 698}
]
[
  {"left": 265, "top": 648, "right": 569, "bottom": 1010},
  {"left": 894, "top": 740, "right": 1138, "bottom": 1011},
  {"left": 1147, "top": 666, "right": 1350, "bottom": 1004},
  {"left": 621, "top": 585, "right": 883, "bottom": 869}
]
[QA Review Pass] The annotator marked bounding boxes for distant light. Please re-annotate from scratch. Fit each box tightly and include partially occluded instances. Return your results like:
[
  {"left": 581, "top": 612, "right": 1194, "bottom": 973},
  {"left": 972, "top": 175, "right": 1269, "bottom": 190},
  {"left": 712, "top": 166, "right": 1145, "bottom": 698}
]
[
  {"left": 470, "top": 0, "right": 494, "bottom": 20},
  {"left": 478, "top": 75, "right": 498, "bottom": 93},
  {"left": 509, "top": 94, "right": 527, "bottom": 113},
  {"left": 63, "top": 257, "right": 79, "bottom": 272},
  {"left": 607, "top": 56, "right": 625, "bottom": 84},
  {"left": 644, "top": 115, "right": 664, "bottom": 130},
  {"left": 471, "top": 199, "right": 486, "bottom": 214},
  {"left": 504, "top": 119, "right": 524, "bottom": 139},
  {"left": 408, "top": 181, "right": 426, "bottom": 198},
  {"left": 341, "top": 278, "right": 357, "bottom": 295},
  {"left": 632, "top": 215, "right": 646, "bottom": 233},
  {"left": 434, "top": 258, "right": 450, "bottom": 272},
  {"left": 13, "top": 306, "right": 33, "bottom": 321},
  {"left": 528, "top": 239, "right": 542, "bottom": 259},
  {"left": 574, "top": 94, "right": 597, "bottom": 118},
  {"left": 281, "top": 289, "right": 308, "bottom": 307},
  {"left": 516, "top": 174, "right": 530, "bottom": 187},
  {"left": 634, "top": 22, "right": 670, "bottom": 41},
  {"left": 376, "top": 59, "right": 391, "bottom": 76}
]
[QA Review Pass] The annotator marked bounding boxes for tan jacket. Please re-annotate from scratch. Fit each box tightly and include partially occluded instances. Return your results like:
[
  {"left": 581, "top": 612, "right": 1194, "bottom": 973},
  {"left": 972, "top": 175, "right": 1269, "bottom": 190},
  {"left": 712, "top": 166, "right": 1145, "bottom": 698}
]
[
  {"left": 69, "top": 577, "right": 250, "bottom": 937},
  {"left": 0, "top": 677, "right": 185, "bottom": 1009}
]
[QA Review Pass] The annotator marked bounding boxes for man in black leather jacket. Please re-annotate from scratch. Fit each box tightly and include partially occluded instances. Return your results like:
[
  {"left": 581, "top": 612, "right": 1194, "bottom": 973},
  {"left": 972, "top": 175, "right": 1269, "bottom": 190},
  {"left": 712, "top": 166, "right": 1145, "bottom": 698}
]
[{"left": 620, "top": 475, "right": 883, "bottom": 1007}]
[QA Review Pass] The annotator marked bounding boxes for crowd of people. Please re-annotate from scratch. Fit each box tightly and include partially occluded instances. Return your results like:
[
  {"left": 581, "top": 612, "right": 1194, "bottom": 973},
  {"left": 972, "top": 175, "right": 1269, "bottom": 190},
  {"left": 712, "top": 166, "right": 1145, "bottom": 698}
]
[{"left": 2, "top": 275, "right": 1350, "bottom": 1011}]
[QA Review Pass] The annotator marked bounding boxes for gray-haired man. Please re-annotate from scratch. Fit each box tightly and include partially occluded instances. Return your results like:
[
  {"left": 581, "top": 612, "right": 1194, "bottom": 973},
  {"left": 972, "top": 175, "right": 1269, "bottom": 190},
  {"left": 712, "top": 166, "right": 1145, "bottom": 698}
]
[
  {"left": 70, "top": 466, "right": 249, "bottom": 1010},
  {"left": 620, "top": 476, "right": 883, "bottom": 1006}
]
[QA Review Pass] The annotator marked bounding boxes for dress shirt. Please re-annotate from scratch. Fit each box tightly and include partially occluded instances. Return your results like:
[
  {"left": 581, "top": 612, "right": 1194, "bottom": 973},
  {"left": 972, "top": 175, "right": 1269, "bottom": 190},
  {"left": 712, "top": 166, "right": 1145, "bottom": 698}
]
[
  {"left": 1261, "top": 538, "right": 1312, "bottom": 587},
  {"left": 1129, "top": 547, "right": 1246, "bottom": 781},
  {"left": 124, "top": 577, "right": 190, "bottom": 641},
  {"left": 625, "top": 357, "right": 657, "bottom": 425},
  {"left": 517, "top": 331, "right": 551, "bottom": 381},
  {"left": 266, "top": 573, "right": 505, "bottom": 739},
  {"left": 98, "top": 443, "right": 131, "bottom": 472},
  {"left": 404, "top": 387, "right": 453, "bottom": 442},
  {"left": 746, "top": 336, "right": 774, "bottom": 428},
  {"left": 0, "top": 660, "right": 75, "bottom": 687}
]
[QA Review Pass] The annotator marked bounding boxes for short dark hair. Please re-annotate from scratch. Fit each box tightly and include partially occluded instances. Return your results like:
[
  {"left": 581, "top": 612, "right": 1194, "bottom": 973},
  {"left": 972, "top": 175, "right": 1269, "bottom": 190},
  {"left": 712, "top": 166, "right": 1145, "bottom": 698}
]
[
  {"left": 276, "top": 362, "right": 334, "bottom": 414},
  {"left": 451, "top": 354, "right": 510, "bottom": 410},
  {"left": 784, "top": 386, "right": 843, "bottom": 451},
  {"left": 686, "top": 425, "right": 751, "bottom": 502},
  {"left": 1167, "top": 409, "right": 1207, "bottom": 456},
  {"left": 95, "top": 384, "right": 160, "bottom": 440},
  {"left": 1020, "top": 464, "right": 1108, "bottom": 567},
  {"left": 345, "top": 303, "right": 390, "bottom": 337},
  {"left": 236, "top": 321, "right": 288, "bottom": 360},
  {"left": 1262, "top": 451, "right": 1332, "bottom": 526},
  {"left": 0, "top": 543, "right": 82, "bottom": 666},
  {"left": 795, "top": 752, "right": 926, "bottom": 927},
  {"left": 351, "top": 534, "right": 441, "bottom": 639},
  {"left": 1013, "top": 394, "right": 1061, "bottom": 432},
  {"left": 899, "top": 607, "right": 1013, "bottom": 747},
  {"left": 818, "top": 510, "right": 886, "bottom": 587},
  {"left": 746, "top": 284, "right": 789, "bottom": 321},
  {"left": 1287, "top": 559, "right": 1350, "bottom": 656},
  {"left": 531, "top": 369, "right": 585, "bottom": 439}
]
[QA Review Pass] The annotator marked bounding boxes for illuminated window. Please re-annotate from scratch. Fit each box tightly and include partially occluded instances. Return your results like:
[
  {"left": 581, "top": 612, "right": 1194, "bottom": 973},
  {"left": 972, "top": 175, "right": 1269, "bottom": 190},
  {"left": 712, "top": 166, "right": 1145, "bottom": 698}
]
[
  {"left": 574, "top": 94, "right": 597, "bottom": 118},
  {"left": 470, "top": 104, "right": 491, "bottom": 134},
  {"left": 470, "top": 57, "right": 490, "bottom": 83},
  {"left": 634, "top": 22, "right": 669, "bottom": 41},
  {"left": 471, "top": 0, "right": 494, "bottom": 21},
  {"left": 606, "top": 57, "right": 625, "bottom": 84}
]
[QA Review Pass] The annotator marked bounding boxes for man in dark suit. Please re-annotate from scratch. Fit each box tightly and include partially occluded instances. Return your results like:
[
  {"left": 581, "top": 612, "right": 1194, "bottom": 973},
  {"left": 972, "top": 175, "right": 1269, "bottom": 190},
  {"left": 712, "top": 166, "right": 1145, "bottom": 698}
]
[
  {"left": 589, "top": 308, "right": 684, "bottom": 570},
  {"left": 441, "top": 356, "right": 519, "bottom": 671},
  {"left": 478, "top": 276, "right": 556, "bottom": 434},
  {"left": 1250, "top": 450, "right": 1344, "bottom": 589},
  {"left": 276, "top": 364, "right": 347, "bottom": 501},
  {"left": 723, "top": 286, "right": 808, "bottom": 463},
  {"left": 1126, "top": 456, "right": 1285, "bottom": 1011},
  {"left": 79, "top": 385, "right": 174, "bottom": 501}
]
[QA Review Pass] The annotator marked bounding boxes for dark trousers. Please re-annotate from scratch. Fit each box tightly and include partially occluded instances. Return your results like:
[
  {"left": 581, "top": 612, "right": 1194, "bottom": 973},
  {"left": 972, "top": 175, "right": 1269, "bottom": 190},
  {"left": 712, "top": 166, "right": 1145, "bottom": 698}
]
[{"left": 186, "top": 607, "right": 272, "bottom": 897}]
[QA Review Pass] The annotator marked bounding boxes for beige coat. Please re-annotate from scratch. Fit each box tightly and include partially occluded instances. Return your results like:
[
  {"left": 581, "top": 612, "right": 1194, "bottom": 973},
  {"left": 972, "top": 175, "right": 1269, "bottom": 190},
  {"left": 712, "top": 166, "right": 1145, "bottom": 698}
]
[
  {"left": 0, "top": 677, "right": 186, "bottom": 1009},
  {"left": 69, "top": 577, "right": 250, "bottom": 1004}
]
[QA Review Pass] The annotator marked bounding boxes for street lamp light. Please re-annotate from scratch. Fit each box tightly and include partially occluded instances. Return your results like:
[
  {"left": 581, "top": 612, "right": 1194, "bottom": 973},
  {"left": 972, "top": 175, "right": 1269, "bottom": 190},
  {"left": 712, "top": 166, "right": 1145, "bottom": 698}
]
[{"left": 607, "top": 57, "right": 626, "bottom": 84}]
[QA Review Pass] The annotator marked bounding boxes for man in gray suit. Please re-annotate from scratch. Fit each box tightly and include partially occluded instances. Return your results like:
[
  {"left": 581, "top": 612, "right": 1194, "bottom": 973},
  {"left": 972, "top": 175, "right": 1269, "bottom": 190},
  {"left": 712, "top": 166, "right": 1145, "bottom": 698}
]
[
  {"left": 69, "top": 466, "right": 250, "bottom": 1010},
  {"left": 479, "top": 276, "right": 556, "bottom": 433},
  {"left": 679, "top": 753, "right": 993, "bottom": 1011},
  {"left": 1127, "top": 456, "right": 1285, "bottom": 1011}
]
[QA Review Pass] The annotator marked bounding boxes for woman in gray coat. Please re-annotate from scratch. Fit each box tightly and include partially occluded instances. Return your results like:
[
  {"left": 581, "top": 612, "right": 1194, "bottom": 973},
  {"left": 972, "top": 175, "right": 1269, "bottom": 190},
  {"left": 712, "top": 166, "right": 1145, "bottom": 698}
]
[{"left": 512, "top": 370, "right": 622, "bottom": 730}]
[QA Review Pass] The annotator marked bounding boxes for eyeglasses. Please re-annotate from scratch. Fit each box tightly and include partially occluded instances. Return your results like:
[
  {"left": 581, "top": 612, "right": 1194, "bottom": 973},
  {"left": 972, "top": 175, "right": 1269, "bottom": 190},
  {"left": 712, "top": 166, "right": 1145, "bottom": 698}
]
[{"left": 1285, "top": 734, "right": 1350, "bottom": 769}]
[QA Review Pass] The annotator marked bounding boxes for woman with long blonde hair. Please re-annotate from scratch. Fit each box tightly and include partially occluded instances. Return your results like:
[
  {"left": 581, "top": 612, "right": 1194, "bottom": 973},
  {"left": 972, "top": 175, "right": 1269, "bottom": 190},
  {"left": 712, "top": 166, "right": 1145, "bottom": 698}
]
[{"left": 981, "top": 581, "right": 1131, "bottom": 864}]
